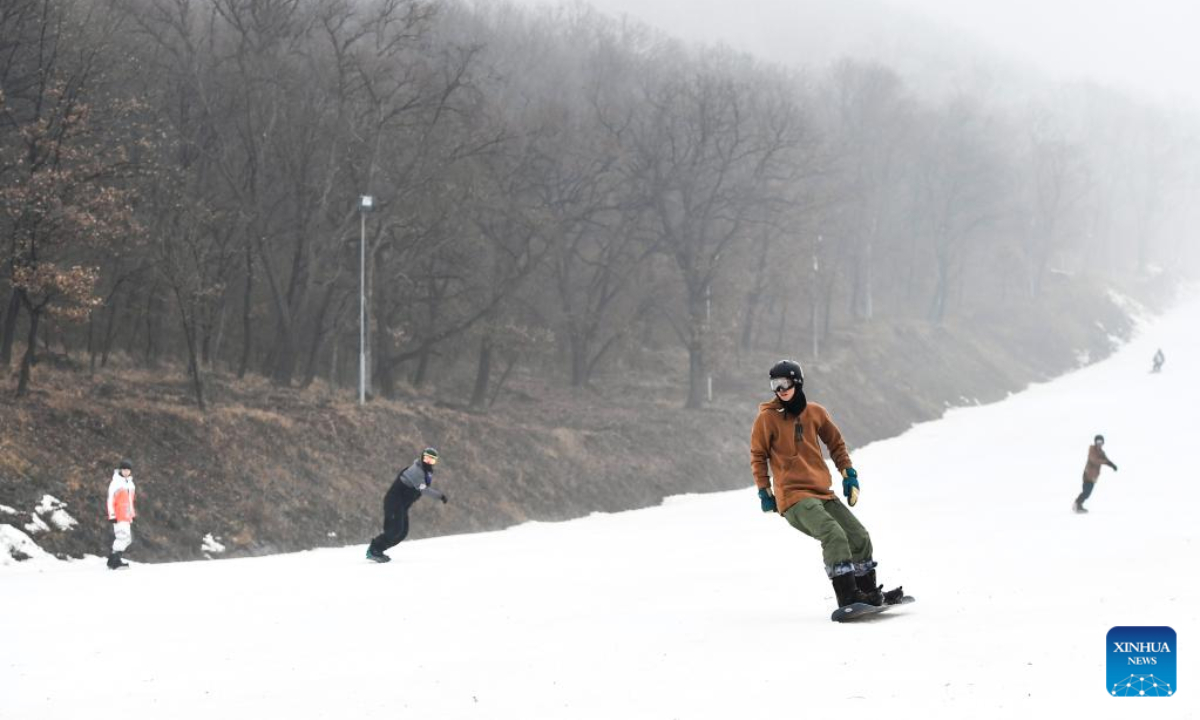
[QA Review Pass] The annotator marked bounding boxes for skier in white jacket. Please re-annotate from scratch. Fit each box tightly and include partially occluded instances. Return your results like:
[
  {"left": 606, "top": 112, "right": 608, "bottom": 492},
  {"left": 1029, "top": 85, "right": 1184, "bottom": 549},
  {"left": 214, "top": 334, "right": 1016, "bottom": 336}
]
[{"left": 106, "top": 459, "right": 137, "bottom": 569}]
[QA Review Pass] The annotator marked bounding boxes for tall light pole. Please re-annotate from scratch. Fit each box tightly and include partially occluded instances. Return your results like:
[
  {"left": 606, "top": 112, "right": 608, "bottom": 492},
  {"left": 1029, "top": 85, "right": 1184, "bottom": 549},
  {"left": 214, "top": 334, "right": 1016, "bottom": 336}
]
[
  {"left": 812, "top": 234, "right": 821, "bottom": 361},
  {"left": 705, "top": 281, "right": 712, "bottom": 403},
  {"left": 359, "top": 195, "right": 373, "bottom": 405}
]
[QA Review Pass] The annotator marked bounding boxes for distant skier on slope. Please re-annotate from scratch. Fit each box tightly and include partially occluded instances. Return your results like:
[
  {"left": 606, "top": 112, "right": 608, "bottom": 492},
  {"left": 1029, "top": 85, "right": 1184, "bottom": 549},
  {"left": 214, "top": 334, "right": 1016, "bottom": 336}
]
[
  {"left": 366, "top": 447, "right": 448, "bottom": 563},
  {"left": 749, "top": 359, "right": 904, "bottom": 614},
  {"left": 1152, "top": 348, "right": 1165, "bottom": 373},
  {"left": 105, "top": 459, "right": 136, "bottom": 569},
  {"left": 1073, "top": 434, "right": 1118, "bottom": 514}
]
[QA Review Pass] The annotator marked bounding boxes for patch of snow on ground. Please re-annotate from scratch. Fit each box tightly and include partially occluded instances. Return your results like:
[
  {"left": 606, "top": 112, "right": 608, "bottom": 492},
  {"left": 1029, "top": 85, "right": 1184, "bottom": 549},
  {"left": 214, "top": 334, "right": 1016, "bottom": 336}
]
[
  {"left": 35, "top": 494, "right": 79, "bottom": 531},
  {"left": 1106, "top": 288, "right": 1150, "bottom": 326},
  {"left": 201, "top": 533, "right": 226, "bottom": 557},
  {"left": 23, "top": 514, "right": 50, "bottom": 535},
  {"left": 1, "top": 524, "right": 53, "bottom": 565}
]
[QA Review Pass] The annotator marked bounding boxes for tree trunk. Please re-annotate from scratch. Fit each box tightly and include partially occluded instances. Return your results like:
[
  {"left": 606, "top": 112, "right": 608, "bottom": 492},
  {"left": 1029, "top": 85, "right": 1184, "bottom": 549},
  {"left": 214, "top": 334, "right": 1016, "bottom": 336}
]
[
  {"left": 300, "top": 282, "right": 336, "bottom": 388},
  {"left": 182, "top": 321, "right": 207, "bottom": 411},
  {"left": 87, "top": 312, "right": 97, "bottom": 373},
  {"left": 377, "top": 354, "right": 397, "bottom": 399},
  {"left": 773, "top": 295, "right": 787, "bottom": 352},
  {"left": 685, "top": 337, "right": 705, "bottom": 409},
  {"left": 859, "top": 243, "right": 874, "bottom": 320},
  {"left": 412, "top": 346, "right": 433, "bottom": 387},
  {"left": 171, "top": 286, "right": 207, "bottom": 411},
  {"left": 470, "top": 333, "right": 493, "bottom": 409},
  {"left": 328, "top": 339, "right": 340, "bottom": 390},
  {"left": 928, "top": 253, "right": 949, "bottom": 325},
  {"left": 822, "top": 274, "right": 836, "bottom": 339},
  {"left": 740, "top": 288, "right": 765, "bottom": 352},
  {"left": 685, "top": 285, "right": 708, "bottom": 409},
  {"left": 411, "top": 274, "right": 444, "bottom": 387},
  {"left": 1, "top": 288, "right": 21, "bottom": 367},
  {"left": 810, "top": 294, "right": 820, "bottom": 361},
  {"left": 211, "top": 294, "right": 229, "bottom": 371},
  {"left": 740, "top": 236, "right": 771, "bottom": 351},
  {"left": 237, "top": 244, "right": 254, "bottom": 380},
  {"left": 201, "top": 285, "right": 230, "bottom": 368},
  {"left": 15, "top": 301, "right": 40, "bottom": 397},
  {"left": 270, "top": 327, "right": 298, "bottom": 386},
  {"left": 100, "top": 293, "right": 121, "bottom": 369},
  {"left": 569, "top": 331, "right": 588, "bottom": 387},
  {"left": 141, "top": 286, "right": 162, "bottom": 368},
  {"left": 488, "top": 352, "right": 517, "bottom": 408}
]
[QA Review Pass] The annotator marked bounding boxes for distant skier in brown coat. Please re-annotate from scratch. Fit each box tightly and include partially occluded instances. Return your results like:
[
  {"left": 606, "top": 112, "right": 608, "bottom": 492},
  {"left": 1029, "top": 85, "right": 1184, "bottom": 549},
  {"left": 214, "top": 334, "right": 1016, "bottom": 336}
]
[{"left": 1074, "top": 434, "right": 1117, "bottom": 514}]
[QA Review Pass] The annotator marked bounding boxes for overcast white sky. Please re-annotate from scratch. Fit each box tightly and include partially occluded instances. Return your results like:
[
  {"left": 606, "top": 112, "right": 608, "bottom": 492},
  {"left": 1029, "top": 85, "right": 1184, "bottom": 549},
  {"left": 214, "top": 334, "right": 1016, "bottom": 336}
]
[
  {"left": 521, "top": 0, "right": 1200, "bottom": 109},
  {"left": 887, "top": 0, "right": 1200, "bottom": 106}
]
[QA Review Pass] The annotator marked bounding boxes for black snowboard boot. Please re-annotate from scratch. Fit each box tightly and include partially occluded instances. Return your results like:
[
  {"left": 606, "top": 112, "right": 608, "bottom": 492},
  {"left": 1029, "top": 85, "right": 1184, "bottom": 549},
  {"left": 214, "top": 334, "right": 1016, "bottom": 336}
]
[
  {"left": 365, "top": 546, "right": 391, "bottom": 563},
  {"left": 831, "top": 572, "right": 869, "bottom": 609},
  {"left": 107, "top": 552, "right": 129, "bottom": 569},
  {"left": 882, "top": 587, "right": 906, "bottom": 605},
  {"left": 854, "top": 570, "right": 885, "bottom": 606}
]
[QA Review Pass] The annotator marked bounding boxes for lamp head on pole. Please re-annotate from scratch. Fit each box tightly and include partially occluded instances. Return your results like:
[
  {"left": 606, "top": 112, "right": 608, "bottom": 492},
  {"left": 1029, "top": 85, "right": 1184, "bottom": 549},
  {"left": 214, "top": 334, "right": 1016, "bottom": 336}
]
[{"left": 360, "top": 195, "right": 374, "bottom": 211}]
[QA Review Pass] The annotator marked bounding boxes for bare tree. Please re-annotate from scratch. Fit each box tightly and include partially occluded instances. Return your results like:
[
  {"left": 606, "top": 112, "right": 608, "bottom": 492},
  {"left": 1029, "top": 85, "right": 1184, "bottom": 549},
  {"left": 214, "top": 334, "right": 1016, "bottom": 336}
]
[
  {"left": 821, "top": 60, "right": 913, "bottom": 321},
  {"left": 626, "top": 50, "right": 804, "bottom": 407},
  {"left": 1019, "top": 106, "right": 1092, "bottom": 298},
  {"left": 910, "top": 96, "right": 1010, "bottom": 324}
]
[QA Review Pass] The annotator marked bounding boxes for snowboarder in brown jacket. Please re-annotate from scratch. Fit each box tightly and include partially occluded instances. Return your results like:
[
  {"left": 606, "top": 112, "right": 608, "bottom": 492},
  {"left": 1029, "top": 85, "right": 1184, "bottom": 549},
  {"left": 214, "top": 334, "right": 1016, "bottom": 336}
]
[
  {"left": 1074, "top": 434, "right": 1117, "bottom": 514},
  {"left": 749, "top": 359, "right": 903, "bottom": 613}
]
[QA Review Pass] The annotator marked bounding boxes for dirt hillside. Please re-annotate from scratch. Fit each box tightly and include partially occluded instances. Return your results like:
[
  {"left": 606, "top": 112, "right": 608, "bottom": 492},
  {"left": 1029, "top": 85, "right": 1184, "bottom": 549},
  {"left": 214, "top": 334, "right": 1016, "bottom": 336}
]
[{"left": 0, "top": 274, "right": 1163, "bottom": 563}]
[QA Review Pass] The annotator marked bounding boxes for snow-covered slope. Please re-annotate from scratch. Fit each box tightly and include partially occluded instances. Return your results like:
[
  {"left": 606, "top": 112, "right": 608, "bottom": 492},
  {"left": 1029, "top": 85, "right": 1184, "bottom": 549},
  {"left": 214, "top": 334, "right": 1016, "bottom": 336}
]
[{"left": 4, "top": 296, "right": 1197, "bottom": 718}]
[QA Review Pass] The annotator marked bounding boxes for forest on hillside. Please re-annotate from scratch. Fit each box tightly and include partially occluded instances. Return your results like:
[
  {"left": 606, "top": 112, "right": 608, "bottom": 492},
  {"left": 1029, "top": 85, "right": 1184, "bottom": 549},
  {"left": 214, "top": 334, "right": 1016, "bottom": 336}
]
[{"left": 3, "top": 0, "right": 1197, "bottom": 411}]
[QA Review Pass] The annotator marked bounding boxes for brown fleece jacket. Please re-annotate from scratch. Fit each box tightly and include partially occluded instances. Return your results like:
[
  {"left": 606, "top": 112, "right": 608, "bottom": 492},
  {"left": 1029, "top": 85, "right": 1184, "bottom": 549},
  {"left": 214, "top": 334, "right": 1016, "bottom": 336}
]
[
  {"left": 1083, "top": 444, "right": 1115, "bottom": 482},
  {"left": 750, "top": 398, "right": 852, "bottom": 513}
]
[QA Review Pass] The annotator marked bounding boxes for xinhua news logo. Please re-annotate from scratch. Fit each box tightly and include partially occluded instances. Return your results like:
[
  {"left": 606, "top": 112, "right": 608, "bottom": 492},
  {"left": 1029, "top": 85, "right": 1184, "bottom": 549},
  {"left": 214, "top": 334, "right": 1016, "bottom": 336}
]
[{"left": 1107, "top": 626, "right": 1176, "bottom": 697}]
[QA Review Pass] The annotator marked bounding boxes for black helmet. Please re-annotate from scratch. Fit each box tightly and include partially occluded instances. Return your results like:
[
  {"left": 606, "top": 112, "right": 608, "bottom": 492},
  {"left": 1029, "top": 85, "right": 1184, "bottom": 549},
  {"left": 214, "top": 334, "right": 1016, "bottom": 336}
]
[
  {"left": 118, "top": 458, "right": 133, "bottom": 471},
  {"left": 1094, "top": 434, "right": 1104, "bottom": 444},
  {"left": 769, "top": 359, "right": 803, "bottom": 383},
  {"left": 768, "top": 359, "right": 804, "bottom": 393}
]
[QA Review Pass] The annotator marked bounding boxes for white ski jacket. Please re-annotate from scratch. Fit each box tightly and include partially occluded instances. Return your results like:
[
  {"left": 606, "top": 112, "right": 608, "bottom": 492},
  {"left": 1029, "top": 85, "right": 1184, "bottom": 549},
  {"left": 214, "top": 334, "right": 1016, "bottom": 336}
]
[{"left": 107, "top": 471, "right": 136, "bottom": 523}]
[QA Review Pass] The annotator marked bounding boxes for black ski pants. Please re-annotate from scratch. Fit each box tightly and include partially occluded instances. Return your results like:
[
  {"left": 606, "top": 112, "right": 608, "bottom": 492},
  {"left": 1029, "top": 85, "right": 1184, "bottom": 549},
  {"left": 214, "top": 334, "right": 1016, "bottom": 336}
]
[
  {"left": 1075, "top": 476, "right": 1096, "bottom": 506},
  {"left": 369, "top": 498, "right": 417, "bottom": 553}
]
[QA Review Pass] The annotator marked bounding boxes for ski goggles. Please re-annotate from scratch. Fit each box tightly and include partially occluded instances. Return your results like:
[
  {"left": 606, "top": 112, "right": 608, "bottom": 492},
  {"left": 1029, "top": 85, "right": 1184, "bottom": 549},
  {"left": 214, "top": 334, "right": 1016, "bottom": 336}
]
[{"left": 770, "top": 377, "right": 796, "bottom": 393}]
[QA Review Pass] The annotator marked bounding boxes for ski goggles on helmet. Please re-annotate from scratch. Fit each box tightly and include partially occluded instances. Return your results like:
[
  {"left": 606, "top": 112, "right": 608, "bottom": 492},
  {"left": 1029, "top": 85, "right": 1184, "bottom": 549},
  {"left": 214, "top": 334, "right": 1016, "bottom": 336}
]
[{"left": 770, "top": 376, "right": 796, "bottom": 393}]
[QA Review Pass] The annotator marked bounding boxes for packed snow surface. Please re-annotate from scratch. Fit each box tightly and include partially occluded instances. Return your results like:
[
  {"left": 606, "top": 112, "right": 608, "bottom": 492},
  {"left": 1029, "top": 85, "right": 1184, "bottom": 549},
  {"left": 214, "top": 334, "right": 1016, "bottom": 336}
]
[{"left": 3, "top": 296, "right": 1197, "bottom": 718}]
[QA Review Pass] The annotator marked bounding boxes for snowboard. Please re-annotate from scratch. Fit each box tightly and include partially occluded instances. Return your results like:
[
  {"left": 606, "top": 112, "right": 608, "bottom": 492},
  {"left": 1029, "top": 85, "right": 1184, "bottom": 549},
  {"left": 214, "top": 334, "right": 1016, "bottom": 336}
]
[{"left": 831, "top": 595, "right": 915, "bottom": 623}]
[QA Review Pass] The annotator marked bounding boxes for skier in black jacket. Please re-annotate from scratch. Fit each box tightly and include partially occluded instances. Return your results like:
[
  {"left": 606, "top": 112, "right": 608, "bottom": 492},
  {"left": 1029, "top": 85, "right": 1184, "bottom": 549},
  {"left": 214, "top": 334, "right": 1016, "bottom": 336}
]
[{"left": 366, "top": 448, "right": 448, "bottom": 562}]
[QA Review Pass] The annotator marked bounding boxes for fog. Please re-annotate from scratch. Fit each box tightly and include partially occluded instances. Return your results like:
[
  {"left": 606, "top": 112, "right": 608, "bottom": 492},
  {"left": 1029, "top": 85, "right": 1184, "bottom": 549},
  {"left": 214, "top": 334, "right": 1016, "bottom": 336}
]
[
  {"left": 3, "top": 0, "right": 1197, "bottom": 408},
  {"left": 521, "top": 0, "right": 1200, "bottom": 109},
  {"left": 888, "top": 0, "right": 1200, "bottom": 107}
]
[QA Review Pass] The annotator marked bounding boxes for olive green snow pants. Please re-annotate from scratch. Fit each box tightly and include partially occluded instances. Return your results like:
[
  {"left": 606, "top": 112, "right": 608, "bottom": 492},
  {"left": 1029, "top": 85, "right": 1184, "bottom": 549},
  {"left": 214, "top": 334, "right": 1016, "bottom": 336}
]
[{"left": 782, "top": 497, "right": 873, "bottom": 575}]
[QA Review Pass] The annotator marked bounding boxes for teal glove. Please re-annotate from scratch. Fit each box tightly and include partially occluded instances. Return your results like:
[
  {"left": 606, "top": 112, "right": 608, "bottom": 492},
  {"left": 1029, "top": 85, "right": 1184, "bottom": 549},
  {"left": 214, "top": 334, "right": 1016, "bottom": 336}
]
[
  {"left": 842, "top": 468, "right": 859, "bottom": 507},
  {"left": 758, "top": 487, "right": 777, "bottom": 513}
]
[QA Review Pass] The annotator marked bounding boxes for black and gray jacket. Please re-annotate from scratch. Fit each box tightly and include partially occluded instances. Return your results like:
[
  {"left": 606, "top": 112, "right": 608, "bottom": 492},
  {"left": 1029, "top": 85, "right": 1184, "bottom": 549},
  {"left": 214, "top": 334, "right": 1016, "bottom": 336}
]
[{"left": 383, "top": 459, "right": 445, "bottom": 509}]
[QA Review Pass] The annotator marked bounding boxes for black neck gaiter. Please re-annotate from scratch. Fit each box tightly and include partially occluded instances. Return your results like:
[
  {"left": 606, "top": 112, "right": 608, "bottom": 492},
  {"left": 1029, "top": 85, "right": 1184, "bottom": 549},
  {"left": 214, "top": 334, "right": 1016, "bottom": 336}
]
[{"left": 781, "top": 388, "right": 807, "bottom": 417}]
